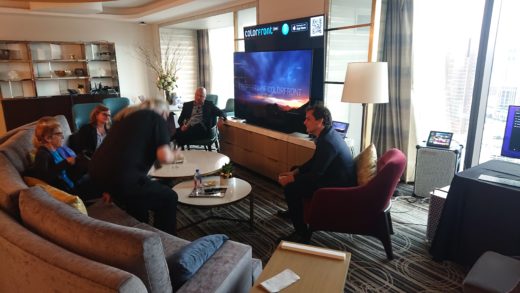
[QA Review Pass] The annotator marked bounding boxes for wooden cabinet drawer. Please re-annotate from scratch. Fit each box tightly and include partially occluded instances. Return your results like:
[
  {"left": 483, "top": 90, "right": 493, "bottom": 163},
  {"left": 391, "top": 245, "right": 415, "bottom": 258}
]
[
  {"left": 287, "top": 143, "right": 314, "bottom": 169},
  {"left": 259, "top": 135, "right": 287, "bottom": 162}
]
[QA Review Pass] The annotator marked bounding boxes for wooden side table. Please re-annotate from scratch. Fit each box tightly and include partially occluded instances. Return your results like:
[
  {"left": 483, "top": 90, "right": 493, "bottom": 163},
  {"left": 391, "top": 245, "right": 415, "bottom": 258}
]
[{"left": 251, "top": 241, "right": 351, "bottom": 292}]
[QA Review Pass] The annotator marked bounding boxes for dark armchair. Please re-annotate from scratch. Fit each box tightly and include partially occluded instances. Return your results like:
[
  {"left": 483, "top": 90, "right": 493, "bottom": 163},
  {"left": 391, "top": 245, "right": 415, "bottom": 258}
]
[
  {"left": 183, "top": 122, "right": 220, "bottom": 151},
  {"left": 303, "top": 148, "right": 406, "bottom": 260},
  {"left": 206, "top": 94, "right": 218, "bottom": 106}
]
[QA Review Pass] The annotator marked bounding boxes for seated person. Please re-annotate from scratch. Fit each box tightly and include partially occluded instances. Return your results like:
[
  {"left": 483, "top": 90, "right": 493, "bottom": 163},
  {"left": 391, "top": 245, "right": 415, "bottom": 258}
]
[
  {"left": 89, "top": 98, "right": 178, "bottom": 234},
  {"left": 30, "top": 116, "right": 98, "bottom": 201},
  {"left": 173, "top": 87, "right": 226, "bottom": 147},
  {"left": 72, "top": 104, "right": 111, "bottom": 159},
  {"left": 277, "top": 105, "right": 356, "bottom": 243}
]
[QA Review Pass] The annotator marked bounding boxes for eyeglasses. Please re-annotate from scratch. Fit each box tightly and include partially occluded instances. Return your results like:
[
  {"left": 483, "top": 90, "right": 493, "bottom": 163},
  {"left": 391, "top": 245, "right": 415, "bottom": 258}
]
[
  {"left": 53, "top": 132, "right": 64, "bottom": 137},
  {"left": 101, "top": 112, "right": 111, "bottom": 117}
]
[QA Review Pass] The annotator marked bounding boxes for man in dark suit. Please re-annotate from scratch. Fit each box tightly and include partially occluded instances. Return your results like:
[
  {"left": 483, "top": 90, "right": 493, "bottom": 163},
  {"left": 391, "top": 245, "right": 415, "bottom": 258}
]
[
  {"left": 174, "top": 87, "right": 226, "bottom": 146},
  {"left": 278, "top": 105, "right": 356, "bottom": 243}
]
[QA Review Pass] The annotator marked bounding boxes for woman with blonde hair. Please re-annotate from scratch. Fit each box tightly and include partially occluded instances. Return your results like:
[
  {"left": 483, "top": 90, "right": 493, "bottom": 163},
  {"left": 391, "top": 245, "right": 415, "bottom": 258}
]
[
  {"left": 89, "top": 98, "right": 178, "bottom": 234},
  {"left": 31, "top": 116, "right": 97, "bottom": 200}
]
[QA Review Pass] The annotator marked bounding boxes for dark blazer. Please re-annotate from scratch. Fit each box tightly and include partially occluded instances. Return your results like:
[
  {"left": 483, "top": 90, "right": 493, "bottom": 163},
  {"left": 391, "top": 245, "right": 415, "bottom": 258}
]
[
  {"left": 32, "top": 146, "right": 73, "bottom": 192},
  {"left": 178, "top": 100, "right": 227, "bottom": 130},
  {"left": 73, "top": 123, "right": 108, "bottom": 158},
  {"left": 297, "top": 126, "right": 356, "bottom": 188}
]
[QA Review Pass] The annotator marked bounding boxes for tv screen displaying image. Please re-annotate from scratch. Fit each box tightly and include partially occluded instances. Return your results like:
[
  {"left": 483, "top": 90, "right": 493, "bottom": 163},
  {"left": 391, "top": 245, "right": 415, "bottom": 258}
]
[
  {"left": 234, "top": 50, "right": 313, "bottom": 133},
  {"left": 501, "top": 105, "right": 520, "bottom": 159}
]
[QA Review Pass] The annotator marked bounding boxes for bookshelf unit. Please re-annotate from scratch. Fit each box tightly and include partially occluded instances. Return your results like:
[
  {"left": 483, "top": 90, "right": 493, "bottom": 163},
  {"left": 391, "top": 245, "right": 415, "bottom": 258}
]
[{"left": 0, "top": 41, "right": 118, "bottom": 98}]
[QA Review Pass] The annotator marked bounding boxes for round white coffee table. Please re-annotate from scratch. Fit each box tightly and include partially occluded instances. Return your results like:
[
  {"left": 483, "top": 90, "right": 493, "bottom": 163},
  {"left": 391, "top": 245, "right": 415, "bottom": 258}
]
[
  {"left": 149, "top": 150, "right": 230, "bottom": 178},
  {"left": 173, "top": 176, "right": 254, "bottom": 231}
]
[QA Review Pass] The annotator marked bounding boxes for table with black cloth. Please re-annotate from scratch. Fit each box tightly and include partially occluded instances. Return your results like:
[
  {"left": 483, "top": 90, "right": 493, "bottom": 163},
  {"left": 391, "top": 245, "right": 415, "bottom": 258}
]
[{"left": 429, "top": 160, "right": 520, "bottom": 266}]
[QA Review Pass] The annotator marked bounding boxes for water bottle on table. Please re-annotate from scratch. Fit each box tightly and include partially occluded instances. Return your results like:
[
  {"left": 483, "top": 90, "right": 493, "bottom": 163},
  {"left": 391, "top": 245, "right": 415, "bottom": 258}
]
[{"left": 193, "top": 169, "right": 203, "bottom": 195}]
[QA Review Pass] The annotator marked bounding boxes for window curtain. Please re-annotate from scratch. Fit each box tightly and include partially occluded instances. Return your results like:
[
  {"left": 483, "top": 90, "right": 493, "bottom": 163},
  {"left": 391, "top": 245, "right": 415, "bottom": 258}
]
[
  {"left": 197, "top": 29, "right": 211, "bottom": 93},
  {"left": 372, "top": 0, "right": 415, "bottom": 181}
]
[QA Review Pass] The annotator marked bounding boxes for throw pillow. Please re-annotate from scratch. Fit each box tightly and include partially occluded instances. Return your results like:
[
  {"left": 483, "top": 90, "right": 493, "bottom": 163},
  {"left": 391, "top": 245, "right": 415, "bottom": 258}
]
[
  {"left": 356, "top": 144, "right": 378, "bottom": 186},
  {"left": 23, "top": 176, "right": 87, "bottom": 215},
  {"left": 170, "top": 234, "right": 229, "bottom": 290}
]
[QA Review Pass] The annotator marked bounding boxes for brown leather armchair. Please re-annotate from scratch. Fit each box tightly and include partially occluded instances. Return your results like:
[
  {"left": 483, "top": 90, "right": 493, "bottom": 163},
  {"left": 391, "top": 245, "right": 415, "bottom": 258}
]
[{"left": 303, "top": 148, "right": 406, "bottom": 260}]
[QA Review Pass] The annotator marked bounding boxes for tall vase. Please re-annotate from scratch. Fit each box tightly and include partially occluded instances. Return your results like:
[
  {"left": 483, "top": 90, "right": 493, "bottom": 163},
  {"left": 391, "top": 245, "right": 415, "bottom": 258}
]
[{"left": 165, "top": 90, "right": 173, "bottom": 105}]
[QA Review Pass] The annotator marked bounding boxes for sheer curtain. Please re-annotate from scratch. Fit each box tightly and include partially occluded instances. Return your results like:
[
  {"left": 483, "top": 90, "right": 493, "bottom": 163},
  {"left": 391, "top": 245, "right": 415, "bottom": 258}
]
[
  {"left": 372, "top": 0, "right": 414, "bottom": 180},
  {"left": 197, "top": 29, "right": 211, "bottom": 93}
]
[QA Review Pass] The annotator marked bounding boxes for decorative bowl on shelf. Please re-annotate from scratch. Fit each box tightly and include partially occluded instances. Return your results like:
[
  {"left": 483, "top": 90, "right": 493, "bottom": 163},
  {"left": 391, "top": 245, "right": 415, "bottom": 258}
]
[{"left": 54, "top": 70, "right": 66, "bottom": 77}]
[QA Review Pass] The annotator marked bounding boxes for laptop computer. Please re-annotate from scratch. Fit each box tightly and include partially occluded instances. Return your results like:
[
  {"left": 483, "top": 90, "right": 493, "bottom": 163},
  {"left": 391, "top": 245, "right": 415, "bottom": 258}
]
[
  {"left": 332, "top": 121, "right": 349, "bottom": 139},
  {"left": 426, "top": 131, "right": 453, "bottom": 148}
]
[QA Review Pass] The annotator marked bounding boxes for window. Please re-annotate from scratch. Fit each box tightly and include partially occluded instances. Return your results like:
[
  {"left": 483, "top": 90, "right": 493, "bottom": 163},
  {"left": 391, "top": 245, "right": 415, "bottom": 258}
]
[
  {"left": 159, "top": 28, "right": 197, "bottom": 102},
  {"left": 412, "top": 0, "right": 485, "bottom": 168},
  {"left": 160, "top": 7, "right": 255, "bottom": 108},
  {"left": 326, "top": 0, "right": 373, "bottom": 153},
  {"left": 208, "top": 26, "right": 234, "bottom": 108},
  {"left": 479, "top": 0, "right": 520, "bottom": 163}
]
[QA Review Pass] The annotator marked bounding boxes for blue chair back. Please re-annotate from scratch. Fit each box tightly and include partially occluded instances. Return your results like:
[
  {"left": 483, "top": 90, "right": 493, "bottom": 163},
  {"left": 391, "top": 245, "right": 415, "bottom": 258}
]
[
  {"left": 223, "top": 98, "right": 234, "bottom": 115},
  {"left": 72, "top": 103, "right": 100, "bottom": 131},
  {"left": 206, "top": 94, "right": 218, "bottom": 106},
  {"left": 103, "top": 97, "right": 130, "bottom": 117}
]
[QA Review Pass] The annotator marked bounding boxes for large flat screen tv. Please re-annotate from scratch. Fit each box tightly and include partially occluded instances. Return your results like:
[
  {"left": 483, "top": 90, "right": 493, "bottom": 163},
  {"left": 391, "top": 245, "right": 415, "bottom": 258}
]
[
  {"left": 234, "top": 50, "right": 313, "bottom": 133},
  {"left": 501, "top": 105, "right": 520, "bottom": 159}
]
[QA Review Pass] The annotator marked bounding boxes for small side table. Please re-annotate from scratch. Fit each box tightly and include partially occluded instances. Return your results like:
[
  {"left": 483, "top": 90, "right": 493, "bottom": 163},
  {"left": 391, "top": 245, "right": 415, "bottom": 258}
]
[
  {"left": 173, "top": 176, "right": 254, "bottom": 231},
  {"left": 251, "top": 241, "right": 351, "bottom": 292}
]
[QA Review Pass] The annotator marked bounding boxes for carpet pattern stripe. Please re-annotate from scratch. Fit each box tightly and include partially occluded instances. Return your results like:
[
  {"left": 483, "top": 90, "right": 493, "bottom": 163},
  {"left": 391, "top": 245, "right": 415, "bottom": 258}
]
[{"left": 176, "top": 164, "right": 466, "bottom": 292}]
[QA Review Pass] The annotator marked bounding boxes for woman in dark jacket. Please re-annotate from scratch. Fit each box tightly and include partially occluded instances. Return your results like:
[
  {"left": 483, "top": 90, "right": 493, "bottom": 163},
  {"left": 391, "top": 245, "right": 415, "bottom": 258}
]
[{"left": 74, "top": 104, "right": 111, "bottom": 159}]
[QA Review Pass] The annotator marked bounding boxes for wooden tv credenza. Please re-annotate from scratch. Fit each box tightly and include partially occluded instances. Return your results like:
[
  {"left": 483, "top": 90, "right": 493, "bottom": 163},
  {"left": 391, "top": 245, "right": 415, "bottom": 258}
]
[{"left": 220, "top": 119, "right": 315, "bottom": 181}]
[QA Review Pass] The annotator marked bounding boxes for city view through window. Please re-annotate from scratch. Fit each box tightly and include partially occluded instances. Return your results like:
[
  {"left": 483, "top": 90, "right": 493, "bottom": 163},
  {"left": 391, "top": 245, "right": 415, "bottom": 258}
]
[
  {"left": 414, "top": 0, "right": 520, "bottom": 166},
  {"left": 480, "top": 0, "right": 520, "bottom": 163},
  {"left": 412, "top": 0, "right": 485, "bottom": 169}
]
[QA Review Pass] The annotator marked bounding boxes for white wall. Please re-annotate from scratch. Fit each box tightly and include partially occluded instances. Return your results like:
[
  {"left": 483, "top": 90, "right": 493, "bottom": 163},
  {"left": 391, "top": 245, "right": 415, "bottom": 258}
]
[{"left": 0, "top": 13, "right": 157, "bottom": 102}]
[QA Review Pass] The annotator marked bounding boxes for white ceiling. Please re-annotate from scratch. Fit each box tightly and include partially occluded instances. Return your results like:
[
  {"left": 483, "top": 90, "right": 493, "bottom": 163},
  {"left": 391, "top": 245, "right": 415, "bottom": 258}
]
[{"left": 0, "top": 0, "right": 255, "bottom": 25}]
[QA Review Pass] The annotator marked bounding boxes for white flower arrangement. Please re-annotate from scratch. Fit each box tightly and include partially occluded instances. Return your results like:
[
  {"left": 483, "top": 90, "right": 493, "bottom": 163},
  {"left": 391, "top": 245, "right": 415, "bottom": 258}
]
[
  {"left": 137, "top": 40, "right": 182, "bottom": 93},
  {"left": 157, "top": 74, "right": 176, "bottom": 92}
]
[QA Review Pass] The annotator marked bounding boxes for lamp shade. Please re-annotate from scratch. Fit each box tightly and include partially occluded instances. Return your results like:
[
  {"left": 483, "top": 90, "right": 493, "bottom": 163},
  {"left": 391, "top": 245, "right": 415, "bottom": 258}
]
[{"left": 341, "top": 62, "right": 389, "bottom": 104}]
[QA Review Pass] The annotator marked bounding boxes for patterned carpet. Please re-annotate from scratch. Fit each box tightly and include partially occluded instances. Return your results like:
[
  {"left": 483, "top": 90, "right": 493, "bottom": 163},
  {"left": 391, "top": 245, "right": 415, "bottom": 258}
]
[{"left": 176, "top": 164, "right": 467, "bottom": 292}]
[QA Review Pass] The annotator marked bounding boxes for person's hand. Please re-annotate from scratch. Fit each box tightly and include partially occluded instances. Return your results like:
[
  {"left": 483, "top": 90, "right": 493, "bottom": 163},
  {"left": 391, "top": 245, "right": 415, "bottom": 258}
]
[
  {"left": 102, "top": 192, "right": 112, "bottom": 204},
  {"left": 157, "top": 145, "right": 175, "bottom": 164},
  {"left": 279, "top": 171, "right": 293, "bottom": 177},
  {"left": 66, "top": 157, "right": 75, "bottom": 165},
  {"left": 278, "top": 173, "right": 295, "bottom": 186},
  {"left": 217, "top": 118, "right": 225, "bottom": 129},
  {"left": 181, "top": 124, "right": 189, "bottom": 132}
]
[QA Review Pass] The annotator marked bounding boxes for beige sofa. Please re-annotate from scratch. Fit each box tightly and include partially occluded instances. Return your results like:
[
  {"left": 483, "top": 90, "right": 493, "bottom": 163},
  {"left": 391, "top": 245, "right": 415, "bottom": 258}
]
[{"left": 0, "top": 115, "right": 261, "bottom": 293}]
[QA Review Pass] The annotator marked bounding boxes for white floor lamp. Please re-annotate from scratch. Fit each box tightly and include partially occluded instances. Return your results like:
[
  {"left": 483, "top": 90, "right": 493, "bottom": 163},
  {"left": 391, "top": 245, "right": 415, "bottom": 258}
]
[{"left": 341, "top": 62, "right": 389, "bottom": 150}]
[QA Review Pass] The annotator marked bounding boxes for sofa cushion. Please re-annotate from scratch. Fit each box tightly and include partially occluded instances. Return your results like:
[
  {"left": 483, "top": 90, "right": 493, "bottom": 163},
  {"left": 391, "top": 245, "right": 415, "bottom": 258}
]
[
  {"left": 170, "top": 234, "right": 229, "bottom": 290},
  {"left": 0, "top": 128, "right": 35, "bottom": 173},
  {"left": 24, "top": 176, "right": 87, "bottom": 215},
  {"left": 133, "top": 223, "right": 189, "bottom": 261},
  {"left": 88, "top": 202, "right": 191, "bottom": 267},
  {"left": 19, "top": 187, "right": 172, "bottom": 293},
  {"left": 0, "top": 153, "right": 27, "bottom": 218},
  {"left": 355, "top": 144, "right": 378, "bottom": 186},
  {"left": 178, "top": 240, "right": 253, "bottom": 293},
  {"left": 87, "top": 200, "right": 142, "bottom": 227},
  {"left": 0, "top": 210, "right": 147, "bottom": 293}
]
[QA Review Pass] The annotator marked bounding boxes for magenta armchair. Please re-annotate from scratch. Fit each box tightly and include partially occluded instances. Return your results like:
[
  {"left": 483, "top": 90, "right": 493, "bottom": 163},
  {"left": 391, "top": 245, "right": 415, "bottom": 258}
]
[{"left": 303, "top": 148, "right": 406, "bottom": 260}]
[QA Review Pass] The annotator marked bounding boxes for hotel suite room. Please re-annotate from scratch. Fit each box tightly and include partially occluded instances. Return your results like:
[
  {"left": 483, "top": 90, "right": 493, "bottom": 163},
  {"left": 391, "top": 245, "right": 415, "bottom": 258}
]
[{"left": 1, "top": 0, "right": 520, "bottom": 292}]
